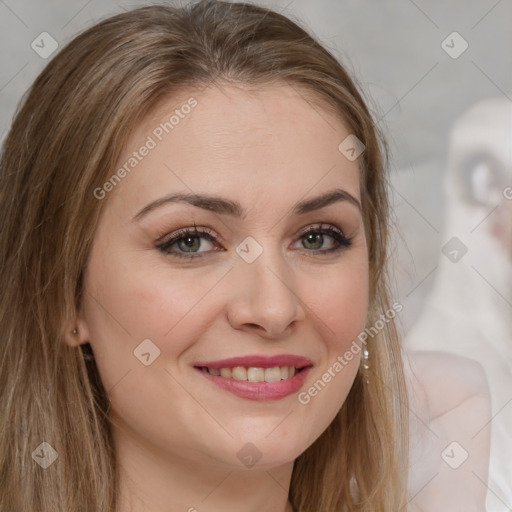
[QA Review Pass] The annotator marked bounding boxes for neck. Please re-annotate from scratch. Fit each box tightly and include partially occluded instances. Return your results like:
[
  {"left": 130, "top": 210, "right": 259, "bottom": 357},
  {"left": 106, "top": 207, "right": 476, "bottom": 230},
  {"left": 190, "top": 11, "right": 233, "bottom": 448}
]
[{"left": 114, "top": 424, "right": 295, "bottom": 512}]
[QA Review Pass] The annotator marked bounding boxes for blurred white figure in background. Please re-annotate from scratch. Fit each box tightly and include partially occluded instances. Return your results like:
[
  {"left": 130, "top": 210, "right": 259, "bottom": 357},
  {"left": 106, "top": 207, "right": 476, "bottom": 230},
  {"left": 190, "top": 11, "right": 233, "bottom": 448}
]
[{"left": 406, "top": 97, "right": 512, "bottom": 512}]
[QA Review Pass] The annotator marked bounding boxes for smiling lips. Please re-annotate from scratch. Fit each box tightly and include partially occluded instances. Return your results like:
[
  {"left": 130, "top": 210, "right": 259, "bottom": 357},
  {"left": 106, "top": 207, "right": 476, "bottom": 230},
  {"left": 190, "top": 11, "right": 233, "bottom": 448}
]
[{"left": 194, "top": 354, "right": 313, "bottom": 401}]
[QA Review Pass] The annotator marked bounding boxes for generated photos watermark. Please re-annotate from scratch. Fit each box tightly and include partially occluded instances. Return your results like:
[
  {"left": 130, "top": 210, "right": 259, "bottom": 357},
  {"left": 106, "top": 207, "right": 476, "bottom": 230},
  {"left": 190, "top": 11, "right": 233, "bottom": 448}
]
[
  {"left": 298, "top": 301, "right": 403, "bottom": 405},
  {"left": 93, "top": 97, "right": 198, "bottom": 200}
]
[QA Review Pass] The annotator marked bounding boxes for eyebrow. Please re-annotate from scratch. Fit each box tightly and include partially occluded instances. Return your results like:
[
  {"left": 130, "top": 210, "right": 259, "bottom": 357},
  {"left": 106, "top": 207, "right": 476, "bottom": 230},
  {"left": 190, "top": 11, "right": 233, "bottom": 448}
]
[{"left": 132, "top": 188, "right": 362, "bottom": 222}]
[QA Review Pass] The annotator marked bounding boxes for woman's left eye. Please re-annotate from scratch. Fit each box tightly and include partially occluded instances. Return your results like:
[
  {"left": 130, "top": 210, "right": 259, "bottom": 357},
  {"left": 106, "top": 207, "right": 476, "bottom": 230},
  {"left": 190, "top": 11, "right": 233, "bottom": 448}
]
[
  {"left": 292, "top": 224, "right": 352, "bottom": 254},
  {"left": 156, "top": 223, "right": 352, "bottom": 260}
]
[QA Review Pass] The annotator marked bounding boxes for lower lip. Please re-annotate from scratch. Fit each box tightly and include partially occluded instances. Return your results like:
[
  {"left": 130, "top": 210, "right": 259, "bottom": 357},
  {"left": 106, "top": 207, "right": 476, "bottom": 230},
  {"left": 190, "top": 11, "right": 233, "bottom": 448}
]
[{"left": 196, "top": 367, "right": 312, "bottom": 401}]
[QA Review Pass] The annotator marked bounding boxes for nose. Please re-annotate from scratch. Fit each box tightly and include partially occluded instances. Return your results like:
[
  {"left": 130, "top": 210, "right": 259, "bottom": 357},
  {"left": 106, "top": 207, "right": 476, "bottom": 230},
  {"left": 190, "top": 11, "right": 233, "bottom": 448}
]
[{"left": 225, "top": 247, "right": 306, "bottom": 339}]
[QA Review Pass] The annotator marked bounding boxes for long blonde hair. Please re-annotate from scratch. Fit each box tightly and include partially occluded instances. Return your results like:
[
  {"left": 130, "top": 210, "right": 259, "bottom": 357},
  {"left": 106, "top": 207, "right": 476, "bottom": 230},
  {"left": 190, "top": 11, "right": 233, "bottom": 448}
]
[{"left": 0, "top": 1, "right": 408, "bottom": 510}]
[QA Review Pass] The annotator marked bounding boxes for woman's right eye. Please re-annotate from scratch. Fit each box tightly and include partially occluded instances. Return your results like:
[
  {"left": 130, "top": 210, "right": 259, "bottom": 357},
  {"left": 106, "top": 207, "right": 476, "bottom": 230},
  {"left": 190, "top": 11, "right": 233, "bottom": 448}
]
[{"left": 156, "top": 226, "right": 221, "bottom": 260}]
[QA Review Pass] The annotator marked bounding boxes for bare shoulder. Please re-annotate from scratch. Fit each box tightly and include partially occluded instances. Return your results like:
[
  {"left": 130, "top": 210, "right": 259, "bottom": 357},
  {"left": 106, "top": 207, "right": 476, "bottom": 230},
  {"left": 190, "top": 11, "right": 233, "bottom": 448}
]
[
  {"left": 405, "top": 350, "right": 492, "bottom": 511},
  {"left": 404, "top": 349, "right": 490, "bottom": 421},
  {"left": 404, "top": 349, "right": 489, "bottom": 395}
]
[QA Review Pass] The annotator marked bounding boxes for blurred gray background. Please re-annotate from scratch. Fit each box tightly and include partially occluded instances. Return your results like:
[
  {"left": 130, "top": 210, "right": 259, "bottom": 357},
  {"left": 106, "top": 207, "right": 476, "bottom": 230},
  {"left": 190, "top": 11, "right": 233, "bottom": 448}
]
[{"left": 1, "top": 0, "right": 511, "bottom": 510}]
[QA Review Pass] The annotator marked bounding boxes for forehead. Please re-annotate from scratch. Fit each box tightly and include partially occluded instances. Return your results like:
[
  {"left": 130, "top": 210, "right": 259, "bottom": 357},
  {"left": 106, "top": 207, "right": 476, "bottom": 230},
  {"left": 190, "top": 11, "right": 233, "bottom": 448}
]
[{"left": 107, "top": 82, "right": 362, "bottom": 215}]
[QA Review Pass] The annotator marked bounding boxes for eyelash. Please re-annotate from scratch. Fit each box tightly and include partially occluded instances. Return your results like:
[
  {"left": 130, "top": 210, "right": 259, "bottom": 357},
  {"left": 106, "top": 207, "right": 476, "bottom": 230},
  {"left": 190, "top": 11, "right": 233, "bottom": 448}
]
[{"left": 156, "top": 223, "right": 353, "bottom": 260}]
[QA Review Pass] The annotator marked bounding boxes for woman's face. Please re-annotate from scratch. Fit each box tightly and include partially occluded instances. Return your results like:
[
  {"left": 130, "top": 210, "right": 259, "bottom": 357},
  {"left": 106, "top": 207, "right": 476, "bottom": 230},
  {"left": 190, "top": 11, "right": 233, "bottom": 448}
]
[{"left": 78, "top": 83, "right": 369, "bottom": 470}]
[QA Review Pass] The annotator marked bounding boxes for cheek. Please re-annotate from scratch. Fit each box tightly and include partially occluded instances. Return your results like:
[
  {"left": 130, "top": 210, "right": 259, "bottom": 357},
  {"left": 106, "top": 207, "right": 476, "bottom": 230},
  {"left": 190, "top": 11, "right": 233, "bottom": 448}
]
[
  {"left": 81, "top": 255, "right": 228, "bottom": 438},
  {"left": 323, "top": 273, "right": 368, "bottom": 337},
  {"left": 294, "top": 256, "right": 368, "bottom": 429},
  {"left": 82, "top": 248, "right": 229, "bottom": 375},
  {"left": 305, "top": 255, "right": 369, "bottom": 349}
]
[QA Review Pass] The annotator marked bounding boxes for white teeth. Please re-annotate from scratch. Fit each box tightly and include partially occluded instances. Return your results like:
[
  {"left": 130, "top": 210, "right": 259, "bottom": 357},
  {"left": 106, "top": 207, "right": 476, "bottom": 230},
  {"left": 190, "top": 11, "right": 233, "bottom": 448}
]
[
  {"left": 203, "top": 365, "right": 298, "bottom": 382},
  {"left": 232, "top": 366, "right": 247, "bottom": 380},
  {"left": 264, "top": 367, "right": 282, "bottom": 382},
  {"left": 247, "top": 367, "right": 265, "bottom": 382},
  {"left": 220, "top": 367, "right": 232, "bottom": 378}
]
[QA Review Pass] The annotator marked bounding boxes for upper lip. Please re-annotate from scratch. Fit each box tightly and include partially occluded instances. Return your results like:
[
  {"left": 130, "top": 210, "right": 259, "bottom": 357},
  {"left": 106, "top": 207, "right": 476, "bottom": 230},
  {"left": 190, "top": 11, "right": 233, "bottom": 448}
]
[{"left": 194, "top": 354, "right": 313, "bottom": 369}]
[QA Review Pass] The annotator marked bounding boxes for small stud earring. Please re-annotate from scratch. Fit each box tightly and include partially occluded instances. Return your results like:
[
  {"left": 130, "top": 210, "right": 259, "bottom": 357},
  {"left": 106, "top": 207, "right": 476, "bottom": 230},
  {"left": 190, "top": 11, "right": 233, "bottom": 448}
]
[
  {"left": 361, "top": 345, "right": 370, "bottom": 384},
  {"left": 72, "top": 328, "right": 78, "bottom": 335},
  {"left": 361, "top": 346, "right": 369, "bottom": 370}
]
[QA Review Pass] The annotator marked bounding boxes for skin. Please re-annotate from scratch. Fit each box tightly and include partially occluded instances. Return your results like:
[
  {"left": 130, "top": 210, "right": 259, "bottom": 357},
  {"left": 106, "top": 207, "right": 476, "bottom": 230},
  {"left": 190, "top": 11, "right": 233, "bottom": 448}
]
[
  {"left": 406, "top": 351, "right": 491, "bottom": 512},
  {"left": 68, "top": 83, "right": 369, "bottom": 512}
]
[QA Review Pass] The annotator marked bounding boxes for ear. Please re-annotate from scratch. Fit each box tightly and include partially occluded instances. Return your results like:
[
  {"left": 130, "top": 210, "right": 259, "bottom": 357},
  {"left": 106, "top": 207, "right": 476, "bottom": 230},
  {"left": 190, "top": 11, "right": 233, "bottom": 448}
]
[{"left": 62, "top": 311, "right": 91, "bottom": 348}]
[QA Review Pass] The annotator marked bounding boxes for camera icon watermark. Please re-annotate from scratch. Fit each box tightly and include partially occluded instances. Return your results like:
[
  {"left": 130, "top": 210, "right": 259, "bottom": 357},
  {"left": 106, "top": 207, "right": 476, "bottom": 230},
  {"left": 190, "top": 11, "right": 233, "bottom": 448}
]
[
  {"left": 338, "top": 134, "right": 365, "bottom": 162},
  {"left": 441, "top": 236, "right": 468, "bottom": 263},
  {"left": 32, "top": 441, "right": 59, "bottom": 468},
  {"left": 441, "top": 441, "right": 469, "bottom": 469},
  {"left": 134, "top": 338, "right": 161, "bottom": 366},
  {"left": 236, "top": 236, "right": 263, "bottom": 263},
  {"left": 441, "top": 31, "right": 468, "bottom": 59},
  {"left": 236, "top": 442, "right": 262, "bottom": 468},
  {"left": 31, "top": 32, "right": 58, "bottom": 59}
]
